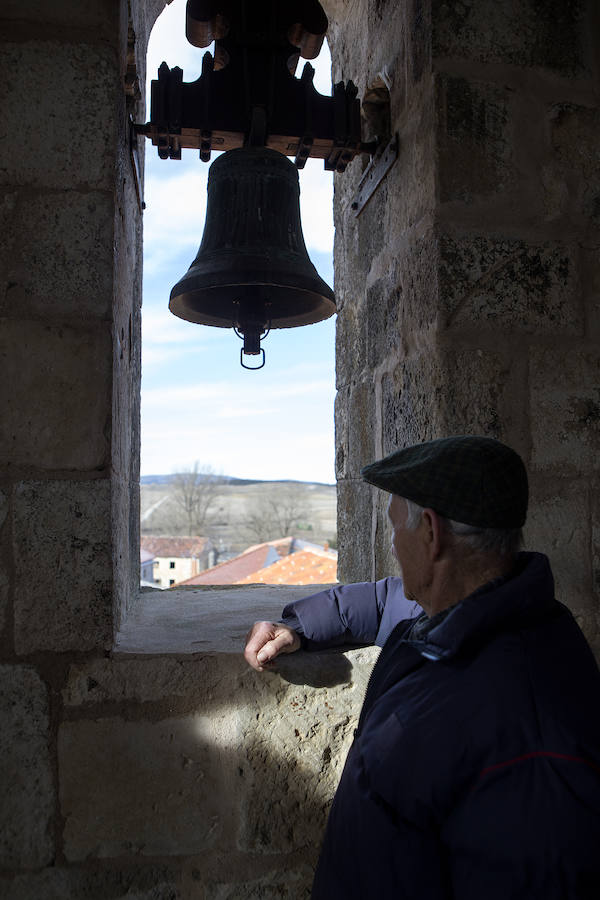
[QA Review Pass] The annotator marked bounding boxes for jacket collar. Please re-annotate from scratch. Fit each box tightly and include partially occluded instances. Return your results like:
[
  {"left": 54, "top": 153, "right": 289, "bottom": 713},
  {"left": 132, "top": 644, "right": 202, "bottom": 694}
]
[{"left": 406, "top": 552, "right": 556, "bottom": 662}]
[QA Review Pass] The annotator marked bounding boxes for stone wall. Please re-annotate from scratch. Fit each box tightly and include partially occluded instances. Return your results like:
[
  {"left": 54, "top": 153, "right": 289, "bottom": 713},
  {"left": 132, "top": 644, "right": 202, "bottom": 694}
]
[
  {"left": 331, "top": 0, "right": 600, "bottom": 659},
  {"left": 1, "top": 587, "right": 377, "bottom": 900}
]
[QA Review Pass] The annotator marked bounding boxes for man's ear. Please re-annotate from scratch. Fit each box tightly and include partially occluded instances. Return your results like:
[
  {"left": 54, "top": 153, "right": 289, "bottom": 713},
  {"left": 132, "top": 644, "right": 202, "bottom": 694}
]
[{"left": 421, "top": 508, "right": 444, "bottom": 560}]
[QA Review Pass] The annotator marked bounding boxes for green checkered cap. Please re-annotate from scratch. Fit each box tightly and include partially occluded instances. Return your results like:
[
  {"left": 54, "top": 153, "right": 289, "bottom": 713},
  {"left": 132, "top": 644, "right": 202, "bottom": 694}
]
[{"left": 361, "top": 435, "right": 528, "bottom": 528}]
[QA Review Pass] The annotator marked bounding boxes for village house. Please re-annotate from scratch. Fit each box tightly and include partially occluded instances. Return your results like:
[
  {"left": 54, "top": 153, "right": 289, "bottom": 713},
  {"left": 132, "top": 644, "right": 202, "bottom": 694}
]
[
  {"left": 139, "top": 547, "right": 157, "bottom": 586},
  {"left": 140, "top": 535, "right": 212, "bottom": 588}
]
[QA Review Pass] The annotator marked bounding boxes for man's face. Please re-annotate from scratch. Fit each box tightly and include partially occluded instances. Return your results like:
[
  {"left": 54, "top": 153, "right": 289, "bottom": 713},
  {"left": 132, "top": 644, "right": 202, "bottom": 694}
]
[{"left": 387, "top": 494, "right": 425, "bottom": 602}]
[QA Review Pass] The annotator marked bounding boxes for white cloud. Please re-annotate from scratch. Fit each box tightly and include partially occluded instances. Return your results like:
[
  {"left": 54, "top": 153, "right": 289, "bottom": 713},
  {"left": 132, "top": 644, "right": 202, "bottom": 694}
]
[
  {"left": 141, "top": 415, "right": 335, "bottom": 483},
  {"left": 147, "top": 1, "right": 206, "bottom": 97},
  {"left": 142, "top": 304, "right": 220, "bottom": 345},
  {"left": 298, "top": 161, "right": 334, "bottom": 254},
  {"left": 215, "top": 405, "right": 279, "bottom": 419},
  {"left": 143, "top": 169, "right": 209, "bottom": 272},
  {"left": 142, "top": 376, "right": 333, "bottom": 413}
]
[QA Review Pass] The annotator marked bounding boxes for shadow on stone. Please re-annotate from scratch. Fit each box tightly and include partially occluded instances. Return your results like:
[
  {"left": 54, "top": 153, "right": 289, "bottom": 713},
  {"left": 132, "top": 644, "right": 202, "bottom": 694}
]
[{"left": 274, "top": 649, "right": 354, "bottom": 688}]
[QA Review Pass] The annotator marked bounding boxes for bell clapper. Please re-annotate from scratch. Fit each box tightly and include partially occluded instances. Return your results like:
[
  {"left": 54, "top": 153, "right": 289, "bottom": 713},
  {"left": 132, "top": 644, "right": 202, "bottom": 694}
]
[
  {"left": 233, "top": 323, "right": 271, "bottom": 371},
  {"left": 233, "top": 298, "right": 271, "bottom": 370},
  {"left": 239, "top": 345, "right": 266, "bottom": 370}
]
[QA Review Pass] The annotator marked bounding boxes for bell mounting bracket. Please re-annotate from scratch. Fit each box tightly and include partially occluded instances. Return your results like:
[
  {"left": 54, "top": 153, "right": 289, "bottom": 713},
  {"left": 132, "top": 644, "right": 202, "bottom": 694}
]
[
  {"left": 137, "top": 0, "right": 374, "bottom": 172},
  {"left": 349, "top": 133, "right": 399, "bottom": 216}
]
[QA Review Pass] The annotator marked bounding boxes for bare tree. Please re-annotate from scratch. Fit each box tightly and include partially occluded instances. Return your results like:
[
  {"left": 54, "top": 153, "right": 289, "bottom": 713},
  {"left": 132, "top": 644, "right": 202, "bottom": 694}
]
[
  {"left": 170, "top": 462, "right": 221, "bottom": 535},
  {"left": 243, "top": 484, "right": 311, "bottom": 543}
]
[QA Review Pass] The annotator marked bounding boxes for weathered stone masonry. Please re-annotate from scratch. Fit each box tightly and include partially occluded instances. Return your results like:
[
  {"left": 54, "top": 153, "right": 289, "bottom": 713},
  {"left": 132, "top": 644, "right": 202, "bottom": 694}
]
[
  {"left": 0, "top": 1, "right": 599, "bottom": 897},
  {"left": 332, "top": 0, "right": 600, "bottom": 644}
]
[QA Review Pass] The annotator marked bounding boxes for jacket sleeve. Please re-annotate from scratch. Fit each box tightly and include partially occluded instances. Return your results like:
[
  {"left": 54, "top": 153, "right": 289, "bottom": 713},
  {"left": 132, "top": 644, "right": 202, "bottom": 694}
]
[{"left": 280, "top": 577, "right": 407, "bottom": 649}]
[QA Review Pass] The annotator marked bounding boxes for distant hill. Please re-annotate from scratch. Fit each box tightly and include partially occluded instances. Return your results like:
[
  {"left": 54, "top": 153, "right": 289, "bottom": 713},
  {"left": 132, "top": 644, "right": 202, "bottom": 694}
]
[
  {"left": 140, "top": 473, "right": 259, "bottom": 486},
  {"left": 140, "top": 474, "right": 335, "bottom": 487}
]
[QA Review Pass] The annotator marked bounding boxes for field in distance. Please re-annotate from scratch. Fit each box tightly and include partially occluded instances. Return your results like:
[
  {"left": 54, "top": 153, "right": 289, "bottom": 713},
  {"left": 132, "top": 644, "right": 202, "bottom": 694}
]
[{"left": 141, "top": 475, "right": 337, "bottom": 556}]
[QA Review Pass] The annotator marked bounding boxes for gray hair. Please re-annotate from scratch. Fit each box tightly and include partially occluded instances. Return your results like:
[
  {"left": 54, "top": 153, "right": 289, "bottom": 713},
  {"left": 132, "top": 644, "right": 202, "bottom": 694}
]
[{"left": 403, "top": 498, "right": 522, "bottom": 558}]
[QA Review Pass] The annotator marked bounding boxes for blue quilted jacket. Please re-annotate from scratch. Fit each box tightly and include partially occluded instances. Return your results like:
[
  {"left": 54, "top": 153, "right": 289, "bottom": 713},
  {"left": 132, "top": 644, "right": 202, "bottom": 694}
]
[
  {"left": 281, "top": 574, "right": 420, "bottom": 648},
  {"left": 292, "top": 554, "right": 600, "bottom": 899}
]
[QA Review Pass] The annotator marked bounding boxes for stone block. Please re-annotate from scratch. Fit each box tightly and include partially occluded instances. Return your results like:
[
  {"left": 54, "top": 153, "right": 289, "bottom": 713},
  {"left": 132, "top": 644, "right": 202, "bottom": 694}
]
[
  {"left": 2, "top": 191, "right": 114, "bottom": 319},
  {"left": 382, "top": 367, "right": 434, "bottom": 455},
  {"left": 1, "top": 865, "right": 180, "bottom": 900},
  {"left": 372, "top": 486, "right": 398, "bottom": 582},
  {"left": 0, "top": 319, "right": 111, "bottom": 470},
  {"left": 236, "top": 646, "right": 378, "bottom": 855},
  {"left": 334, "top": 387, "right": 349, "bottom": 480},
  {"left": 366, "top": 279, "right": 401, "bottom": 370},
  {"left": 357, "top": 186, "right": 386, "bottom": 272},
  {"left": 0, "top": 569, "right": 9, "bottom": 641},
  {"left": 0, "top": 665, "right": 54, "bottom": 868},
  {"left": 395, "top": 226, "right": 440, "bottom": 340},
  {"left": 13, "top": 480, "right": 112, "bottom": 654},
  {"left": 198, "top": 866, "right": 314, "bottom": 899},
  {"left": 525, "top": 482, "right": 596, "bottom": 645},
  {"left": 335, "top": 303, "right": 367, "bottom": 387},
  {"left": 0, "top": 192, "right": 17, "bottom": 293},
  {"left": 381, "top": 346, "right": 509, "bottom": 457},
  {"left": 0, "top": 42, "right": 117, "bottom": 190},
  {"left": 0, "top": 488, "right": 7, "bottom": 529},
  {"left": 337, "top": 480, "right": 374, "bottom": 582},
  {"left": 394, "top": 86, "right": 437, "bottom": 229},
  {"left": 550, "top": 103, "right": 600, "bottom": 225},
  {"left": 59, "top": 715, "right": 236, "bottom": 860},
  {"left": 340, "top": 227, "right": 439, "bottom": 376},
  {"left": 435, "top": 346, "right": 510, "bottom": 437},
  {"left": 438, "top": 234, "right": 581, "bottom": 334},
  {"left": 437, "top": 75, "right": 514, "bottom": 204},
  {"left": 0, "top": 490, "right": 8, "bottom": 640},
  {"left": 346, "top": 380, "right": 377, "bottom": 477},
  {"left": 580, "top": 246, "right": 600, "bottom": 341},
  {"left": 432, "top": 0, "right": 588, "bottom": 75},
  {"left": 406, "top": 0, "right": 430, "bottom": 86},
  {"left": 530, "top": 346, "right": 600, "bottom": 474},
  {"left": 62, "top": 656, "right": 233, "bottom": 707}
]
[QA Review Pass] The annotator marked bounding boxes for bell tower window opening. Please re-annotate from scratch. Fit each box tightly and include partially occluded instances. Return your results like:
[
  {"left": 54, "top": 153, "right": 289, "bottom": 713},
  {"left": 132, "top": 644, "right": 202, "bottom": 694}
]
[{"left": 140, "top": 0, "right": 337, "bottom": 562}]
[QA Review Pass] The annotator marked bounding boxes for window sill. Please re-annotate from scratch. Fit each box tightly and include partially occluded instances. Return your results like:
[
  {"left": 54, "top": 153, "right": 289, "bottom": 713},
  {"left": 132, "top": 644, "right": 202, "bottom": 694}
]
[{"left": 115, "top": 584, "right": 336, "bottom": 655}]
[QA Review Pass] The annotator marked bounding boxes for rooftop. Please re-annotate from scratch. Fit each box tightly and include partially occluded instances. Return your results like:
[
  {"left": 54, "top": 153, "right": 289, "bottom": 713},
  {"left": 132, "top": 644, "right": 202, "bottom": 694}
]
[
  {"left": 140, "top": 536, "right": 210, "bottom": 559},
  {"left": 236, "top": 548, "right": 337, "bottom": 586},
  {"left": 176, "top": 538, "right": 294, "bottom": 586}
]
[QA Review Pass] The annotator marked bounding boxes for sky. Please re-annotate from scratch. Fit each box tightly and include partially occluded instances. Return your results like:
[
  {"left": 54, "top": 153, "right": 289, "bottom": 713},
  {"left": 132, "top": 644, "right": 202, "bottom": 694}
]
[{"left": 141, "top": 0, "right": 336, "bottom": 483}]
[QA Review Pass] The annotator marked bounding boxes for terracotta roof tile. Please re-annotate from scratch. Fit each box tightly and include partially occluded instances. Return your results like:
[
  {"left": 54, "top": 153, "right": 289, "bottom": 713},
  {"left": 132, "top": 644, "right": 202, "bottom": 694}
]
[
  {"left": 241, "top": 537, "right": 294, "bottom": 557},
  {"left": 140, "top": 536, "right": 209, "bottom": 558},
  {"left": 177, "top": 544, "right": 276, "bottom": 585},
  {"left": 235, "top": 549, "right": 337, "bottom": 586}
]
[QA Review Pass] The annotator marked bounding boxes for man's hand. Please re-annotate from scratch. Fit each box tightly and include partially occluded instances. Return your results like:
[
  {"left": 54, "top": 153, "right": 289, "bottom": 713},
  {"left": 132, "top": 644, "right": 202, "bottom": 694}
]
[{"left": 244, "top": 621, "right": 301, "bottom": 671}]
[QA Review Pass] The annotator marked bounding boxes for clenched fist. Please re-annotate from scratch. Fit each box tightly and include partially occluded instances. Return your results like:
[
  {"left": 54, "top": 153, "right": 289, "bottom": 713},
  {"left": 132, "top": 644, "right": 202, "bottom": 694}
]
[{"left": 244, "top": 621, "right": 301, "bottom": 670}]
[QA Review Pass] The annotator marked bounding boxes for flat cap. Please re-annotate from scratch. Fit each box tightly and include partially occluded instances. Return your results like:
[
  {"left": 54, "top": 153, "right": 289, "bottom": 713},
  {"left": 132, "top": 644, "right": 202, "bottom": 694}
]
[{"left": 361, "top": 435, "right": 528, "bottom": 528}]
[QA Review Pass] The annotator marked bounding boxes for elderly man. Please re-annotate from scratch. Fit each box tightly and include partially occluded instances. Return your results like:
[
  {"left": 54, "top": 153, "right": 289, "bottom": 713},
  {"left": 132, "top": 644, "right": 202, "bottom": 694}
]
[{"left": 244, "top": 436, "right": 600, "bottom": 898}]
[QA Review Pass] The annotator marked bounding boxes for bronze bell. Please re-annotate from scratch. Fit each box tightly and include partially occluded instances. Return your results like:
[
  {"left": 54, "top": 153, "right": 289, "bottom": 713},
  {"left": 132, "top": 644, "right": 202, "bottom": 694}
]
[{"left": 169, "top": 146, "right": 335, "bottom": 368}]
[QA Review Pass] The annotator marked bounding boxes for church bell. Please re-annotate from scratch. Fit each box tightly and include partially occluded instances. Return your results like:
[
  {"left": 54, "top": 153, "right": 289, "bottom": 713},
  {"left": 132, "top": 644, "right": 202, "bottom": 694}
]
[{"left": 169, "top": 146, "right": 335, "bottom": 368}]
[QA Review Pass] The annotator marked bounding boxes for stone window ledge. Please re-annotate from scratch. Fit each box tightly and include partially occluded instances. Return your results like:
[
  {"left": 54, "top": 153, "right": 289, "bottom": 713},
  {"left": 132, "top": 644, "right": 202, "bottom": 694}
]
[{"left": 115, "top": 584, "right": 337, "bottom": 655}]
